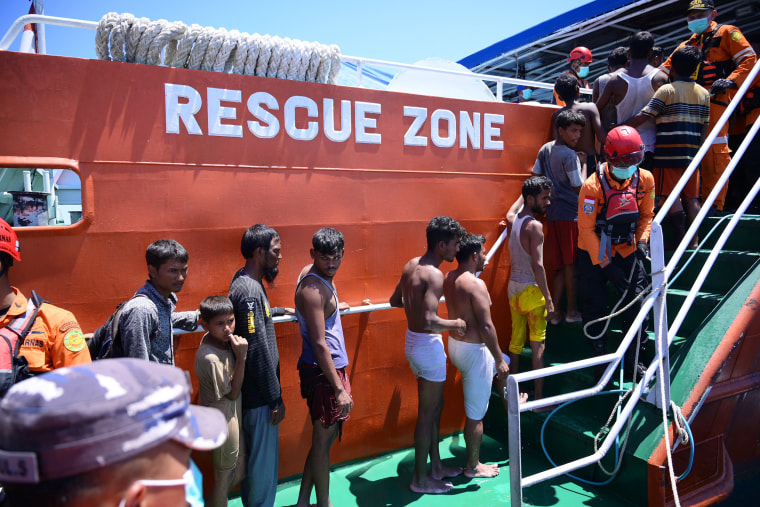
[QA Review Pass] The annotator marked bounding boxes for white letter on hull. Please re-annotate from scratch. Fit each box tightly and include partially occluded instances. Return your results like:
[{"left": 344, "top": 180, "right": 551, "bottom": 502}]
[
  {"left": 403, "top": 106, "right": 427, "bottom": 147},
  {"left": 483, "top": 113, "right": 504, "bottom": 150},
  {"left": 355, "top": 102, "right": 382, "bottom": 144},
  {"left": 459, "top": 112, "right": 480, "bottom": 149},
  {"left": 165, "top": 84, "right": 203, "bottom": 135},
  {"left": 430, "top": 109, "right": 456, "bottom": 148},
  {"left": 207, "top": 88, "right": 243, "bottom": 137},
  {"left": 247, "top": 92, "right": 280, "bottom": 139},
  {"left": 285, "top": 96, "right": 319, "bottom": 141},
  {"left": 324, "top": 99, "right": 352, "bottom": 143}
]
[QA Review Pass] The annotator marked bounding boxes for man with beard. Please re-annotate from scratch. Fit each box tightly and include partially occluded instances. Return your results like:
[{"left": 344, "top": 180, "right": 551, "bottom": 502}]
[
  {"left": 389, "top": 216, "right": 466, "bottom": 494},
  {"left": 229, "top": 224, "right": 290, "bottom": 507},
  {"left": 117, "top": 238, "right": 199, "bottom": 365},
  {"left": 506, "top": 176, "right": 554, "bottom": 402}
]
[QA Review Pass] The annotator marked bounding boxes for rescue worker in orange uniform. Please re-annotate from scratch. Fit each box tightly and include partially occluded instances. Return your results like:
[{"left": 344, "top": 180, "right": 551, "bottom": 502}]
[
  {"left": 726, "top": 50, "right": 760, "bottom": 212},
  {"left": 577, "top": 127, "right": 655, "bottom": 380},
  {"left": 659, "top": 0, "right": 757, "bottom": 212},
  {"left": 555, "top": 46, "right": 593, "bottom": 106},
  {"left": 0, "top": 218, "right": 91, "bottom": 375}
]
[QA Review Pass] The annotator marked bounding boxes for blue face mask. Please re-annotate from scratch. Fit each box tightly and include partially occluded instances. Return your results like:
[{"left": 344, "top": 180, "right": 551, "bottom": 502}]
[
  {"left": 577, "top": 66, "right": 590, "bottom": 79},
  {"left": 522, "top": 89, "right": 533, "bottom": 100},
  {"left": 611, "top": 165, "right": 637, "bottom": 180},
  {"left": 688, "top": 17, "right": 710, "bottom": 34}
]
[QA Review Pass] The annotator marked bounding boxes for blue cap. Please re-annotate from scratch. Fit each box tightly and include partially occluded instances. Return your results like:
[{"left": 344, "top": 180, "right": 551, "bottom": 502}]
[
  {"left": 0, "top": 358, "right": 227, "bottom": 483},
  {"left": 516, "top": 85, "right": 526, "bottom": 91}
]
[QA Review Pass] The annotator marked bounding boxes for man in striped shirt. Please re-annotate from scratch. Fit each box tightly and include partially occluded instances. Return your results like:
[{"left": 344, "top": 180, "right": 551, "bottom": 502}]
[{"left": 627, "top": 46, "right": 710, "bottom": 248}]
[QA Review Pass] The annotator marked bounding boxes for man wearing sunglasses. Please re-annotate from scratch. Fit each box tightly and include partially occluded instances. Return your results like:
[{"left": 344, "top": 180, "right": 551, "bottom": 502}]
[{"left": 576, "top": 126, "right": 655, "bottom": 381}]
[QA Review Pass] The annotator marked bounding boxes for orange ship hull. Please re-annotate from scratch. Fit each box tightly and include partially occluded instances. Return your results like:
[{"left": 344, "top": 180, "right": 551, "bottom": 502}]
[{"left": 0, "top": 50, "right": 553, "bottom": 479}]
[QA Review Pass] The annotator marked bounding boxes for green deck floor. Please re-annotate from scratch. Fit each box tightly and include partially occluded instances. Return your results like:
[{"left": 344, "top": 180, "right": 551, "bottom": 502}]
[{"left": 228, "top": 432, "right": 639, "bottom": 506}]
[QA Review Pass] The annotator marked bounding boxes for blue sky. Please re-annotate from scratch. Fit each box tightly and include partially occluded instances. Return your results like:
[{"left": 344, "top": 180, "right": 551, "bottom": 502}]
[{"left": 1, "top": 0, "right": 589, "bottom": 64}]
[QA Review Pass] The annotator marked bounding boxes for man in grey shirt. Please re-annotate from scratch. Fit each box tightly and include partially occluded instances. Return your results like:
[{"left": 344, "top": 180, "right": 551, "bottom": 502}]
[
  {"left": 532, "top": 109, "right": 586, "bottom": 325},
  {"left": 114, "top": 239, "right": 198, "bottom": 365}
]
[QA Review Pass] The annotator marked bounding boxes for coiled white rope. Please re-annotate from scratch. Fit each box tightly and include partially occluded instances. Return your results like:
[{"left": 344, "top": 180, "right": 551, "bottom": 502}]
[{"left": 95, "top": 12, "right": 341, "bottom": 83}]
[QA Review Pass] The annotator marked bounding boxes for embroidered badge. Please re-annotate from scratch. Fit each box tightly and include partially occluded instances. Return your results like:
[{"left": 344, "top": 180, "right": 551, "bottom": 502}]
[
  {"left": 63, "top": 329, "right": 85, "bottom": 352},
  {"left": 731, "top": 31, "right": 742, "bottom": 42},
  {"left": 583, "top": 198, "right": 595, "bottom": 215},
  {"left": 247, "top": 312, "right": 255, "bottom": 334},
  {"left": 59, "top": 320, "right": 78, "bottom": 333}
]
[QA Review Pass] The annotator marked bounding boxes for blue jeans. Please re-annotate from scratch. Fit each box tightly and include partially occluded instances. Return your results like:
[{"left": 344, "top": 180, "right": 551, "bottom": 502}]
[{"left": 240, "top": 406, "right": 279, "bottom": 507}]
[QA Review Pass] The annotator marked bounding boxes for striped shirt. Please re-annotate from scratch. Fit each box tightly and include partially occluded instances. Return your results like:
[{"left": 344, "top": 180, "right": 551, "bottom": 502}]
[{"left": 641, "top": 79, "right": 710, "bottom": 170}]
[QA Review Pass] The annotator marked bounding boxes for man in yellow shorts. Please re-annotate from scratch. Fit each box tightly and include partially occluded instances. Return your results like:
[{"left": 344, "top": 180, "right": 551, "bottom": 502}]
[{"left": 505, "top": 176, "right": 554, "bottom": 401}]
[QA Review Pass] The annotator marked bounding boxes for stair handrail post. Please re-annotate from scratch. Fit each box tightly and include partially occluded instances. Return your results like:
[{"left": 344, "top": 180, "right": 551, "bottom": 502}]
[
  {"left": 507, "top": 374, "right": 524, "bottom": 507},
  {"left": 646, "top": 221, "right": 671, "bottom": 408}
]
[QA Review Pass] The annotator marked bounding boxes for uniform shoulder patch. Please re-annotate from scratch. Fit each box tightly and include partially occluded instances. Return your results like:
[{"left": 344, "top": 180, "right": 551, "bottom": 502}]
[
  {"left": 731, "top": 30, "right": 742, "bottom": 42},
  {"left": 583, "top": 198, "right": 595, "bottom": 215},
  {"left": 64, "top": 329, "right": 86, "bottom": 352},
  {"left": 59, "top": 320, "right": 79, "bottom": 333}
]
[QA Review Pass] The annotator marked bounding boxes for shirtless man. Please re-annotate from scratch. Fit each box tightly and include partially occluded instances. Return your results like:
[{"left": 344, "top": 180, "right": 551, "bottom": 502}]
[
  {"left": 444, "top": 233, "right": 515, "bottom": 479},
  {"left": 552, "top": 73, "right": 605, "bottom": 175},
  {"left": 389, "top": 216, "right": 466, "bottom": 494}
]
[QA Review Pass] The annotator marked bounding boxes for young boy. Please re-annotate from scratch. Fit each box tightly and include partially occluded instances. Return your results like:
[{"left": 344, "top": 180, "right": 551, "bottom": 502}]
[
  {"left": 552, "top": 72, "right": 606, "bottom": 172},
  {"left": 194, "top": 295, "right": 248, "bottom": 507},
  {"left": 626, "top": 45, "right": 710, "bottom": 248},
  {"left": 533, "top": 109, "right": 586, "bottom": 324}
]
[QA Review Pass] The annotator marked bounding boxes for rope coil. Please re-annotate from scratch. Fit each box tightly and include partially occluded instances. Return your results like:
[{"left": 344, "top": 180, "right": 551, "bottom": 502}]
[{"left": 95, "top": 12, "right": 341, "bottom": 83}]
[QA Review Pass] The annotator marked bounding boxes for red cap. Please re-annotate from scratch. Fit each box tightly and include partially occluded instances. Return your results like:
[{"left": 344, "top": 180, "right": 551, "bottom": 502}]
[
  {"left": 0, "top": 218, "right": 20, "bottom": 262},
  {"left": 568, "top": 46, "right": 593, "bottom": 63}
]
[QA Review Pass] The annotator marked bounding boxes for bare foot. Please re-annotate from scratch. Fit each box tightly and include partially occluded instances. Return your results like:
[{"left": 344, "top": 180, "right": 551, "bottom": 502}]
[
  {"left": 464, "top": 462, "right": 500, "bottom": 478},
  {"left": 431, "top": 464, "right": 463, "bottom": 480},
  {"left": 410, "top": 476, "right": 454, "bottom": 494},
  {"left": 519, "top": 392, "right": 529, "bottom": 403}
]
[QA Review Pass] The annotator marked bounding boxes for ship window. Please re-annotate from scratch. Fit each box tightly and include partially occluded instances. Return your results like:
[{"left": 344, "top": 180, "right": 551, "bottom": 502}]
[{"left": 0, "top": 167, "right": 82, "bottom": 227}]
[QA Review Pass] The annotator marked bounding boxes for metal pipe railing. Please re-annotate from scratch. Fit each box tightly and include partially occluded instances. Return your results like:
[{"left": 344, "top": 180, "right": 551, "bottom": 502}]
[
  {"left": 1, "top": 14, "right": 592, "bottom": 98},
  {"left": 507, "top": 59, "right": 760, "bottom": 504}
]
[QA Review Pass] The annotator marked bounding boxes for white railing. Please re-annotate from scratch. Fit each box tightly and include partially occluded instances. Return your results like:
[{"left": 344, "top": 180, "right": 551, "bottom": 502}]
[
  {"left": 0, "top": 14, "right": 592, "bottom": 100},
  {"left": 507, "top": 60, "right": 760, "bottom": 506}
]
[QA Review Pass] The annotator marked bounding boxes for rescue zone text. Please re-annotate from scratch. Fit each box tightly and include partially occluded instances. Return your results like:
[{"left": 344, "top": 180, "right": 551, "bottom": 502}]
[{"left": 165, "top": 84, "right": 505, "bottom": 150}]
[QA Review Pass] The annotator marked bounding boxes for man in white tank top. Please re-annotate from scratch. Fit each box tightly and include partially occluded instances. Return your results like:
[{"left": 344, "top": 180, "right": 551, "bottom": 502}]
[{"left": 595, "top": 31, "right": 667, "bottom": 169}]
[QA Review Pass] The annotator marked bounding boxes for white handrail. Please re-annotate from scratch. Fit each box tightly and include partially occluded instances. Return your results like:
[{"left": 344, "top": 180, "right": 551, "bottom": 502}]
[
  {"left": 0, "top": 14, "right": 592, "bottom": 97},
  {"left": 508, "top": 59, "right": 760, "bottom": 506},
  {"left": 0, "top": 14, "right": 98, "bottom": 50}
]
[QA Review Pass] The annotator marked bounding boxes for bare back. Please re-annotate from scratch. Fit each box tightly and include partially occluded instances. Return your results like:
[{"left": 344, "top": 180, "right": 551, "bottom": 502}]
[
  {"left": 396, "top": 256, "right": 445, "bottom": 333},
  {"left": 443, "top": 268, "right": 492, "bottom": 344}
]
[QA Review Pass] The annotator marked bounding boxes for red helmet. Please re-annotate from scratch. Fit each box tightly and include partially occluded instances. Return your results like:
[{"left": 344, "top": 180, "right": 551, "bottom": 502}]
[
  {"left": 604, "top": 126, "right": 645, "bottom": 167},
  {"left": 0, "top": 218, "right": 21, "bottom": 262},
  {"left": 567, "top": 46, "right": 593, "bottom": 63}
]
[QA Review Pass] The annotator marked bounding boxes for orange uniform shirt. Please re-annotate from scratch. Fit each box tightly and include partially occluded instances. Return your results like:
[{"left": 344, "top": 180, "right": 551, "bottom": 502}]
[
  {"left": 1, "top": 287, "right": 91, "bottom": 373},
  {"left": 578, "top": 164, "right": 655, "bottom": 265},
  {"left": 660, "top": 22, "right": 757, "bottom": 93}
]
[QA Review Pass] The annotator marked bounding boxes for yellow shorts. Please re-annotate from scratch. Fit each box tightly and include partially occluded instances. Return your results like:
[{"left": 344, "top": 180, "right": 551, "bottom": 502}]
[{"left": 508, "top": 284, "right": 547, "bottom": 354}]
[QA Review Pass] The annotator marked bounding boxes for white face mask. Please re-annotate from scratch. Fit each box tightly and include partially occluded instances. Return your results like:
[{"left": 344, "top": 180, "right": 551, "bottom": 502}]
[{"left": 118, "top": 469, "right": 193, "bottom": 507}]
